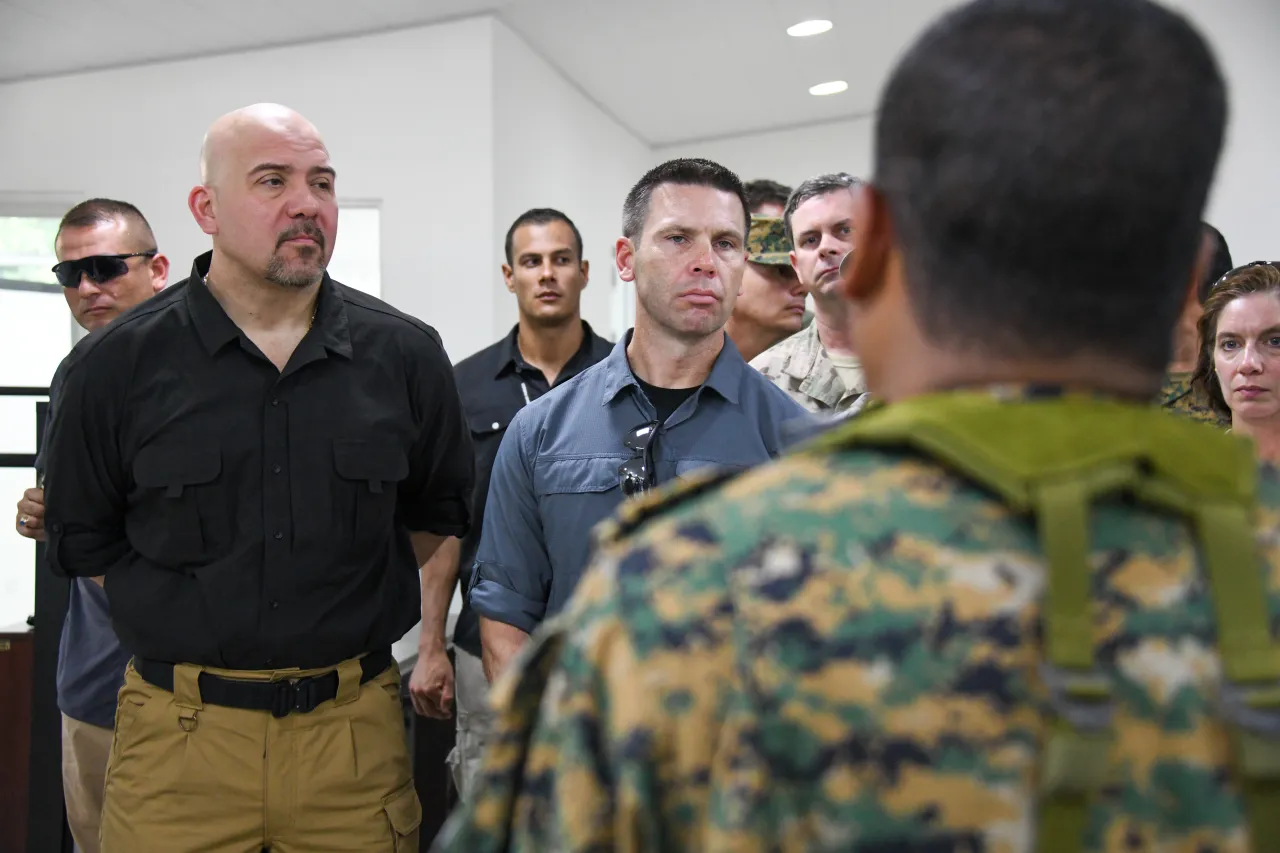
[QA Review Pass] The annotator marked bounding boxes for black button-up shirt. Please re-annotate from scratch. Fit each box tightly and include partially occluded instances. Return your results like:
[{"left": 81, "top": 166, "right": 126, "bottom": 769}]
[
  {"left": 43, "top": 253, "right": 474, "bottom": 670},
  {"left": 450, "top": 321, "right": 612, "bottom": 657}
]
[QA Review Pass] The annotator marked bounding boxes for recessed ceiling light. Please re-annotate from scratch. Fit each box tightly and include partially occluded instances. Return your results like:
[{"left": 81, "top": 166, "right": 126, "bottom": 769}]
[
  {"left": 809, "top": 80, "right": 849, "bottom": 96},
  {"left": 788, "top": 19, "right": 833, "bottom": 37}
]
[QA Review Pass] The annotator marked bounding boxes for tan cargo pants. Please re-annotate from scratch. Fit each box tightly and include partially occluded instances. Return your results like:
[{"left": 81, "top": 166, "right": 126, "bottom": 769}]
[{"left": 100, "top": 657, "right": 421, "bottom": 853}]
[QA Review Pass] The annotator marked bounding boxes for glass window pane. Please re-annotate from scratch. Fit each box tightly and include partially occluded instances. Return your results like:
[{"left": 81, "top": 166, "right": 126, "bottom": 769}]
[
  {"left": 0, "top": 290, "right": 72, "bottom": 387},
  {"left": 0, "top": 466, "right": 37, "bottom": 628},
  {"left": 328, "top": 207, "right": 381, "bottom": 298},
  {"left": 0, "top": 216, "right": 60, "bottom": 285},
  {"left": 0, "top": 396, "right": 45, "bottom": 456}
]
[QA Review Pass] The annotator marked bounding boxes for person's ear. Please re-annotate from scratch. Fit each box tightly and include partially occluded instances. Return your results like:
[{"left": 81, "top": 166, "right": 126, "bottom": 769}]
[
  {"left": 842, "top": 183, "right": 892, "bottom": 303},
  {"left": 149, "top": 254, "right": 170, "bottom": 292},
  {"left": 616, "top": 237, "right": 637, "bottom": 283},
  {"left": 188, "top": 185, "right": 218, "bottom": 237}
]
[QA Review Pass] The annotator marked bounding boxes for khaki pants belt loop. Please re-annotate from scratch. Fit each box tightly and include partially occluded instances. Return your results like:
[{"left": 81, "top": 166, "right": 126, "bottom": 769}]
[
  {"left": 334, "top": 657, "right": 363, "bottom": 707},
  {"left": 173, "top": 663, "right": 204, "bottom": 710}
]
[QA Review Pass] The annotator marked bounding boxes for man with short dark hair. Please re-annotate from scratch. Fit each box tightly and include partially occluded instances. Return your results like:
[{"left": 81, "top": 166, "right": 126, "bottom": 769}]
[
  {"left": 13, "top": 198, "right": 168, "bottom": 853},
  {"left": 437, "top": 2, "right": 1271, "bottom": 850},
  {"left": 1162, "top": 222, "right": 1233, "bottom": 425},
  {"left": 751, "top": 172, "right": 868, "bottom": 414},
  {"left": 44, "top": 104, "right": 473, "bottom": 852},
  {"left": 409, "top": 207, "right": 611, "bottom": 799},
  {"left": 468, "top": 158, "right": 807, "bottom": 685},
  {"left": 724, "top": 215, "right": 806, "bottom": 363},
  {"left": 743, "top": 178, "right": 792, "bottom": 217}
]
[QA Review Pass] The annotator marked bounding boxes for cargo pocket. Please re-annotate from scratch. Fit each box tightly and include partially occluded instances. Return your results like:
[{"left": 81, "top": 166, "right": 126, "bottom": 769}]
[
  {"left": 382, "top": 779, "right": 422, "bottom": 852},
  {"left": 333, "top": 439, "right": 409, "bottom": 545}
]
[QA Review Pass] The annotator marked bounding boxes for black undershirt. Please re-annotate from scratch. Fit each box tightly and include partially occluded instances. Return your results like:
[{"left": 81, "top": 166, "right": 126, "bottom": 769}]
[{"left": 636, "top": 376, "right": 700, "bottom": 425}]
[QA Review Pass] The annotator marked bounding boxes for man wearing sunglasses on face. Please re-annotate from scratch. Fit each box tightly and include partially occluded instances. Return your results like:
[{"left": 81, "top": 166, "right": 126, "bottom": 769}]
[
  {"left": 468, "top": 158, "right": 809, "bottom": 686},
  {"left": 13, "top": 198, "right": 167, "bottom": 853}
]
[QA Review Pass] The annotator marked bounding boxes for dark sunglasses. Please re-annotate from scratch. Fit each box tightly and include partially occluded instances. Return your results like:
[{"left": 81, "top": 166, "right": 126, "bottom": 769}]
[
  {"left": 618, "top": 420, "right": 659, "bottom": 498},
  {"left": 51, "top": 251, "right": 156, "bottom": 289},
  {"left": 1211, "top": 260, "right": 1280, "bottom": 293}
]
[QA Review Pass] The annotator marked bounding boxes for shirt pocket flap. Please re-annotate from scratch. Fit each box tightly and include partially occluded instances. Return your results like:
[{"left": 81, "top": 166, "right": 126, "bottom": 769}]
[
  {"left": 133, "top": 445, "right": 221, "bottom": 496},
  {"left": 333, "top": 440, "right": 409, "bottom": 492},
  {"left": 466, "top": 408, "right": 511, "bottom": 437},
  {"left": 675, "top": 459, "right": 748, "bottom": 480},
  {"left": 534, "top": 456, "right": 621, "bottom": 496}
]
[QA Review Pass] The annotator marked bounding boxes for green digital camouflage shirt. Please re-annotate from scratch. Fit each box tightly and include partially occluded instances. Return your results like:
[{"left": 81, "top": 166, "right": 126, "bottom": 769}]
[
  {"left": 437, "top": 395, "right": 1280, "bottom": 853},
  {"left": 1161, "top": 370, "right": 1230, "bottom": 428}
]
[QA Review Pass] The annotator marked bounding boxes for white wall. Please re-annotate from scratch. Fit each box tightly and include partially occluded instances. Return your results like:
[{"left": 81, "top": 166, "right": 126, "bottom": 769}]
[
  {"left": 0, "top": 19, "right": 497, "bottom": 362},
  {"left": 1172, "top": 0, "right": 1280, "bottom": 266},
  {"left": 661, "top": 0, "right": 1279, "bottom": 267},
  {"left": 490, "top": 19, "right": 651, "bottom": 344},
  {"left": 655, "top": 116, "right": 875, "bottom": 190}
]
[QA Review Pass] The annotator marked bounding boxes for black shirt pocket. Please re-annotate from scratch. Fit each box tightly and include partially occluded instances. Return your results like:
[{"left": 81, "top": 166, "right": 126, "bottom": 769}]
[
  {"left": 333, "top": 439, "right": 410, "bottom": 547},
  {"left": 467, "top": 408, "right": 512, "bottom": 474},
  {"left": 131, "top": 445, "right": 221, "bottom": 565}
]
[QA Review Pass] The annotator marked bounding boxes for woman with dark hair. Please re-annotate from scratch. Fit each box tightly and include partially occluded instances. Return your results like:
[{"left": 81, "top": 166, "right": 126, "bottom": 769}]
[{"left": 1192, "top": 261, "right": 1280, "bottom": 459}]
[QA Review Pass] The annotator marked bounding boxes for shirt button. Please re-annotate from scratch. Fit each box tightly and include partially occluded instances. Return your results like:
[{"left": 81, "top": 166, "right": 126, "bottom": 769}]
[
  {"left": 271, "top": 398, "right": 279, "bottom": 407},
  {"left": 274, "top": 531, "right": 283, "bottom": 540},
  {"left": 272, "top": 464, "right": 282, "bottom": 474},
  {"left": 270, "top": 600, "right": 279, "bottom": 610},
  {"left": 491, "top": 421, "right": 500, "bottom": 429}
]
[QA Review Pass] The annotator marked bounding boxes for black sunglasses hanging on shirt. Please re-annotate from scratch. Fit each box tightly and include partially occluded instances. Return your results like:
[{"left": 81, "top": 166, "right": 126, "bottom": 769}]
[{"left": 51, "top": 251, "right": 157, "bottom": 288}]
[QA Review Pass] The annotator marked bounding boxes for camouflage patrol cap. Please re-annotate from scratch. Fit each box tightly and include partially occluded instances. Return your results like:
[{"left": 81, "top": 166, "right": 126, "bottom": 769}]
[{"left": 746, "top": 215, "right": 792, "bottom": 266}]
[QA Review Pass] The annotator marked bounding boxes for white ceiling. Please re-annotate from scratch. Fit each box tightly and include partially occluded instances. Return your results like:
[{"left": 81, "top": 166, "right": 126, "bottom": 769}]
[{"left": 0, "top": 0, "right": 963, "bottom": 145}]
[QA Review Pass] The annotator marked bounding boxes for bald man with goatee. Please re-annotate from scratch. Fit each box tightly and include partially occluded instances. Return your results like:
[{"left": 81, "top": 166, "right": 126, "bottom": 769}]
[{"left": 42, "top": 103, "right": 474, "bottom": 852}]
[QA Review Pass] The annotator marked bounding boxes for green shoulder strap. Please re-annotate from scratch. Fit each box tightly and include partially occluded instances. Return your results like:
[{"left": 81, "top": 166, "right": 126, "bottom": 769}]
[{"left": 801, "top": 391, "right": 1280, "bottom": 852}]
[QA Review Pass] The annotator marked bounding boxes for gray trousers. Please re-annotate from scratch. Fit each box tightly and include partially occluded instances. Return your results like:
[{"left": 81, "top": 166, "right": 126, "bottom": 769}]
[{"left": 447, "top": 648, "right": 495, "bottom": 800}]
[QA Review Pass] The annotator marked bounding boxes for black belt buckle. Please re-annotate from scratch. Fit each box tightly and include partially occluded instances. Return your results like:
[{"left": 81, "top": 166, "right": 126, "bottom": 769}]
[{"left": 271, "top": 676, "right": 324, "bottom": 718}]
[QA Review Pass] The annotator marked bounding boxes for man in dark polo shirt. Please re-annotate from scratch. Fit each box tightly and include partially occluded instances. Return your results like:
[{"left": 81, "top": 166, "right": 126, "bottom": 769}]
[
  {"left": 14, "top": 198, "right": 168, "bottom": 853},
  {"left": 408, "top": 207, "right": 611, "bottom": 800},
  {"left": 42, "top": 103, "right": 473, "bottom": 852}
]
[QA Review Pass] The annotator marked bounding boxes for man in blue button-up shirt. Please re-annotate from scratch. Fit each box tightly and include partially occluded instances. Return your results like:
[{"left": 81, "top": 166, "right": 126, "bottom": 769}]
[{"left": 470, "top": 158, "right": 810, "bottom": 681}]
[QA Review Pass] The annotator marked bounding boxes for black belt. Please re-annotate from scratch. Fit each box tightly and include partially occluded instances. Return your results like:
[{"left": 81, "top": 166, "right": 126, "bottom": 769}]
[{"left": 133, "top": 649, "right": 394, "bottom": 718}]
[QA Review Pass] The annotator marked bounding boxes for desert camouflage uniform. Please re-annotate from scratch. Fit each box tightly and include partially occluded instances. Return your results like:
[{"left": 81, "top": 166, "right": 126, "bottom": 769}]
[
  {"left": 749, "top": 321, "right": 867, "bottom": 415},
  {"left": 438, "top": 388, "right": 1280, "bottom": 853},
  {"left": 1161, "top": 370, "right": 1230, "bottom": 428}
]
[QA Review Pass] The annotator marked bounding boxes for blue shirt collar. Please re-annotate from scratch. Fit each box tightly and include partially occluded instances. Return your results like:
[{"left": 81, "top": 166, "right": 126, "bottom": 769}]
[{"left": 599, "top": 329, "right": 744, "bottom": 407}]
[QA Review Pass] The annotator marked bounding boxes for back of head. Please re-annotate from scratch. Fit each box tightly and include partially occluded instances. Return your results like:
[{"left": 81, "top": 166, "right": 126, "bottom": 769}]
[
  {"left": 875, "top": 0, "right": 1227, "bottom": 372},
  {"left": 744, "top": 179, "right": 793, "bottom": 216},
  {"left": 1198, "top": 223, "right": 1234, "bottom": 304}
]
